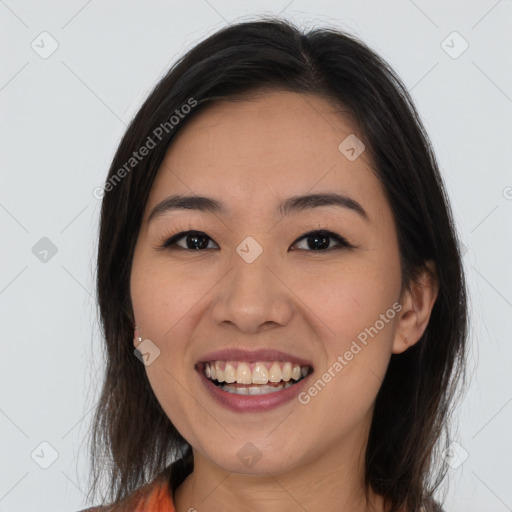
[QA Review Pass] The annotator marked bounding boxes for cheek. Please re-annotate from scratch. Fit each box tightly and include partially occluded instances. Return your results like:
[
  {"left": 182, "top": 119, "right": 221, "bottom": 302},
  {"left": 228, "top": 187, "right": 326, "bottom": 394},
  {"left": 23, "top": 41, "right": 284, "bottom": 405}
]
[
  {"left": 130, "top": 257, "right": 208, "bottom": 343},
  {"left": 130, "top": 257, "right": 210, "bottom": 439},
  {"left": 293, "top": 256, "right": 401, "bottom": 346},
  {"left": 292, "top": 254, "right": 401, "bottom": 413}
]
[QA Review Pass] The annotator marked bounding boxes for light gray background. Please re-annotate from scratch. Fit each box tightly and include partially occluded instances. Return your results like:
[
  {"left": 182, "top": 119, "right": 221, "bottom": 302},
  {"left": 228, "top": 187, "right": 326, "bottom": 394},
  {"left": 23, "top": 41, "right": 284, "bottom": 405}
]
[{"left": 1, "top": 1, "right": 511, "bottom": 511}]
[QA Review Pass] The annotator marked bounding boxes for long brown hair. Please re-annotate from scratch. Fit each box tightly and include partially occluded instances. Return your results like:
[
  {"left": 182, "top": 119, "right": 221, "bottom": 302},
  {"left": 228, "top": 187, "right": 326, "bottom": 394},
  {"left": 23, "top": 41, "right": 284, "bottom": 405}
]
[{"left": 87, "top": 17, "right": 468, "bottom": 512}]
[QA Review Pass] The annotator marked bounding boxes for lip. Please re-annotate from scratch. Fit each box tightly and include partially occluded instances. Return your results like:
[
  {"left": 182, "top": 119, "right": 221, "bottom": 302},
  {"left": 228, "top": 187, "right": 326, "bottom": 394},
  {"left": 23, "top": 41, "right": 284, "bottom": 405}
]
[
  {"left": 196, "top": 365, "right": 313, "bottom": 413},
  {"left": 196, "top": 348, "right": 313, "bottom": 367}
]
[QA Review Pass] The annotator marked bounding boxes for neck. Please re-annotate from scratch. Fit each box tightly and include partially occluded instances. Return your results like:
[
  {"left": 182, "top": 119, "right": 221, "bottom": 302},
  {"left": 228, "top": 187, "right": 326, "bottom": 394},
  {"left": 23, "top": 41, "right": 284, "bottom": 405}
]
[{"left": 173, "top": 417, "right": 386, "bottom": 512}]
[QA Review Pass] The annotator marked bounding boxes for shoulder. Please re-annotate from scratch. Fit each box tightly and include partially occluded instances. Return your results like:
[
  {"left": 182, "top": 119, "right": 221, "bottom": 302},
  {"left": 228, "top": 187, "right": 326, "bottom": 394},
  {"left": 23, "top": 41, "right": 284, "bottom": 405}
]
[
  {"left": 75, "top": 500, "right": 133, "bottom": 511},
  {"left": 75, "top": 469, "right": 174, "bottom": 512}
]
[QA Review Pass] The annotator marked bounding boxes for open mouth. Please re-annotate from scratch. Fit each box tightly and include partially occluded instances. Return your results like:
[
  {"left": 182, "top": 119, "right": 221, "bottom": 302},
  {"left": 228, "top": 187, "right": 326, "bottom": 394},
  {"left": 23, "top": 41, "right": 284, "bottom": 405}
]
[{"left": 197, "top": 360, "right": 313, "bottom": 396}]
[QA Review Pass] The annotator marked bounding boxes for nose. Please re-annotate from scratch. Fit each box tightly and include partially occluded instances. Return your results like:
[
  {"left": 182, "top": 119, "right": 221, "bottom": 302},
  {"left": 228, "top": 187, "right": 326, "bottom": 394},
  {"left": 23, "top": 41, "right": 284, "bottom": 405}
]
[{"left": 210, "top": 250, "right": 294, "bottom": 334}]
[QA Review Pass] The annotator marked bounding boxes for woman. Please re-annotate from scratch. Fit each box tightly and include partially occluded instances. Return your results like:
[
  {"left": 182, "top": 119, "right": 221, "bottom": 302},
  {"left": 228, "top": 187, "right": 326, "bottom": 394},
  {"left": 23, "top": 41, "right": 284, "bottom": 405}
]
[{"left": 81, "top": 17, "right": 467, "bottom": 512}]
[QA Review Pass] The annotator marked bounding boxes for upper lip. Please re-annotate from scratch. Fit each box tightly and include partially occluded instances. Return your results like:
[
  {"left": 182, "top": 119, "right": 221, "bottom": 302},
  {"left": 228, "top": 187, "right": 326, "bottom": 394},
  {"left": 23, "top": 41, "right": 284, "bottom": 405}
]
[{"left": 196, "top": 348, "right": 314, "bottom": 368}]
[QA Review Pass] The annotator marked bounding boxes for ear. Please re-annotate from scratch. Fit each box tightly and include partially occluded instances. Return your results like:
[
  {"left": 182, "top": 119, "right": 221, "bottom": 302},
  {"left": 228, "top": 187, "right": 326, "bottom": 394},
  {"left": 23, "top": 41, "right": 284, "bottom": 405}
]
[{"left": 393, "top": 261, "right": 439, "bottom": 354}]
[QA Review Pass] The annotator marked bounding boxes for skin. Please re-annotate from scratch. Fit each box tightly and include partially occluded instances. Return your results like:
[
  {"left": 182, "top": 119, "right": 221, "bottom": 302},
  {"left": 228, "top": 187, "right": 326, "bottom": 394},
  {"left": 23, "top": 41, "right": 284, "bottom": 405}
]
[{"left": 130, "top": 91, "right": 438, "bottom": 512}]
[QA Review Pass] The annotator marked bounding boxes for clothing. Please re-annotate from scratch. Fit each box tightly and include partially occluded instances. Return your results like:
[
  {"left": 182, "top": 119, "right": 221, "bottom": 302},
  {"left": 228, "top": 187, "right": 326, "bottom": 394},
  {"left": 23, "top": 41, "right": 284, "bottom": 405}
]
[{"left": 78, "top": 471, "right": 175, "bottom": 512}]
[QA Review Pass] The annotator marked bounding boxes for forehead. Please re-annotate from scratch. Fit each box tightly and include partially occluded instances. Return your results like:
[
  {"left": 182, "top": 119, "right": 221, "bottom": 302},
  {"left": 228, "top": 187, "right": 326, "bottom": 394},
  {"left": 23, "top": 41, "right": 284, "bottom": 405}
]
[{"left": 146, "top": 91, "right": 386, "bottom": 221}]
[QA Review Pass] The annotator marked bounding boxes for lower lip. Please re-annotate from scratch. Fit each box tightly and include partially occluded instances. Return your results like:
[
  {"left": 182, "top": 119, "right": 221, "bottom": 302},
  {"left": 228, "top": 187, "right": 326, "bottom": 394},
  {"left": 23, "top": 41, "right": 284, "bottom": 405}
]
[{"left": 197, "top": 367, "right": 312, "bottom": 413}]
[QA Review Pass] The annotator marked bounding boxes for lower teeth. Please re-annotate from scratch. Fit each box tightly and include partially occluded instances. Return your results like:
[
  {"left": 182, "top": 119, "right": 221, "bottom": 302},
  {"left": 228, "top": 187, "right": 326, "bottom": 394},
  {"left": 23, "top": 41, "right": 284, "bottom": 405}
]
[{"left": 219, "top": 381, "right": 297, "bottom": 395}]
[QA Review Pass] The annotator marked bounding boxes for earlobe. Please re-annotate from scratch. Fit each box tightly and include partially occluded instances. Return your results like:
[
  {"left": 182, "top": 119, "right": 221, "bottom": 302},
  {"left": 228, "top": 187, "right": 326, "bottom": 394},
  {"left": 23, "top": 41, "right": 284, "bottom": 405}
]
[
  {"left": 393, "top": 261, "right": 439, "bottom": 354},
  {"left": 133, "top": 326, "right": 142, "bottom": 349}
]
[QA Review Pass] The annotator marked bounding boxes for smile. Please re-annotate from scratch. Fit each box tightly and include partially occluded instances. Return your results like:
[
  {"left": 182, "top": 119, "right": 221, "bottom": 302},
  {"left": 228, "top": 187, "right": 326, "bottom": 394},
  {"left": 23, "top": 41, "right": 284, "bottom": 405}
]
[
  {"left": 199, "top": 360, "right": 312, "bottom": 395},
  {"left": 195, "top": 348, "right": 314, "bottom": 412}
]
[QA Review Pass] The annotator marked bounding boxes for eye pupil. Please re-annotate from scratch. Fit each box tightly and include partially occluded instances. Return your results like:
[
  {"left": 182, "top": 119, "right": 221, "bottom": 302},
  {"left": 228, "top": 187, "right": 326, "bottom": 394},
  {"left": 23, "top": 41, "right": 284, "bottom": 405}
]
[
  {"left": 187, "top": 233, "right": 209, "bottom": 250},
  {"left": 307, "top": 233, "right": 330, "bottom": 250}
]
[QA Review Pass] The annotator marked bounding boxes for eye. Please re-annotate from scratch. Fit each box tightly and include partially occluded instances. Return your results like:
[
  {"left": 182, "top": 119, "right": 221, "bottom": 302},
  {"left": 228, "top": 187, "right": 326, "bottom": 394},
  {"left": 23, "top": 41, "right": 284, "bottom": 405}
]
[
  {"left": 161, "top": 231, "right": 219, "bottom": 251},
  {"left": 290, "top": 230, "right": 354, "bottom": 252},
  {"left": 159, "top": 229, "right": 354, "bottom": 252}
]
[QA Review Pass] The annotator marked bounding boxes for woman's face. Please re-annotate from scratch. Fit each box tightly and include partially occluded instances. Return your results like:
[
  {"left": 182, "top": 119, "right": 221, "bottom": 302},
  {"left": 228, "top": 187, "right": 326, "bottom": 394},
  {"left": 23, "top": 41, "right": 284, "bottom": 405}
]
[{"left": 130, "top": 91, "right": 404, "bottom": 475}]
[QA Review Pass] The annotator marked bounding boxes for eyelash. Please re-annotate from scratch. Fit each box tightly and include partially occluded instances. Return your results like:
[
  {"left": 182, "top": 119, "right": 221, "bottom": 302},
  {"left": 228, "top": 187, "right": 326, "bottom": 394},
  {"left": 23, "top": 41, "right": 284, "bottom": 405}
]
[{"left": 156, "top": 223, "right": 356, "bottom": 253}]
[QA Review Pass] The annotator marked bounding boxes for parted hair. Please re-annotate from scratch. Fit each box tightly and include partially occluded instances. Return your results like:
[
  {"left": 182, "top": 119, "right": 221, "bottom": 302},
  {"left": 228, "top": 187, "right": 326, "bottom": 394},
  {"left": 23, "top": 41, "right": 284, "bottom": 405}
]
[{"left": 87, "top": 17, "right": 468, "bottom": 512}]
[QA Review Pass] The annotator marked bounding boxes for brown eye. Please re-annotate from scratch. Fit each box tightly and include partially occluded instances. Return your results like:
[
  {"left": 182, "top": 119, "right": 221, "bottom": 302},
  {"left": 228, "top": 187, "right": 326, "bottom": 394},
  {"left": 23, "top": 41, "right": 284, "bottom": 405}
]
[
  {"left": 160, "top": 229, "right": 354, "bottom": 252},
  {"left": 291, "top": 230, "right": 354, "bottom": 252},
  {"left": 162, "top": 231, "right": 219, "bottom": 250}
]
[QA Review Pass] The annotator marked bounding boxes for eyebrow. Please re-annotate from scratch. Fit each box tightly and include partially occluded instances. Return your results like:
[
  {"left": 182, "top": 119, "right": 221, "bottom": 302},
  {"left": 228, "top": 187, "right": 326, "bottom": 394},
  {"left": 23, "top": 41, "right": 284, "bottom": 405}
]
[{"left": 147, "top": 192, "right": 368, "bottom": 224}]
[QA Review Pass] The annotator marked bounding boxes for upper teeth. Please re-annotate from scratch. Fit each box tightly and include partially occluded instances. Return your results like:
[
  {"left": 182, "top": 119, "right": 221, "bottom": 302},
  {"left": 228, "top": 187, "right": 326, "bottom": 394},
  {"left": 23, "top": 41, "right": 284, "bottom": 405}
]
[{"left": 204, "top": 361, "right": 310, "bottom": 385}]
